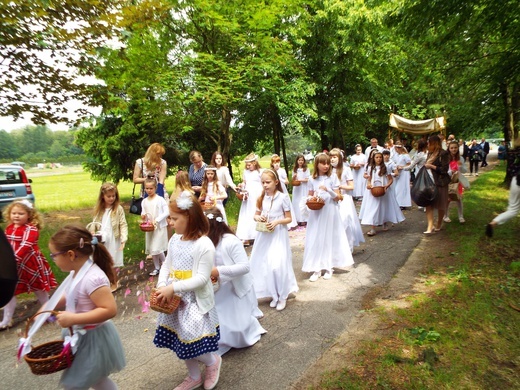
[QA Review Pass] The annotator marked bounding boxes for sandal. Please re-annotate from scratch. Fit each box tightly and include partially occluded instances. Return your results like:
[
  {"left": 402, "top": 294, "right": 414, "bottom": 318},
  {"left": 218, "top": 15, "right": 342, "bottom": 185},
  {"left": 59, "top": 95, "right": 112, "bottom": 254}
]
[
  {"left": 382, "top": 223, "right": 388, "bottom": 231},
  {"left": 367, "top": 229, "right": 376, "bottom": 236}
]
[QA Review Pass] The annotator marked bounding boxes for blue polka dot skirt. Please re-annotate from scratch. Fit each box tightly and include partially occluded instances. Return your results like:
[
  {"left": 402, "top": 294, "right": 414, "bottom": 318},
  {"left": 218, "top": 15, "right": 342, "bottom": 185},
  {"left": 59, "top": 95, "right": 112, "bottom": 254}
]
[{"left": 153, "top": 290, "right": 220, "bottom": 360}]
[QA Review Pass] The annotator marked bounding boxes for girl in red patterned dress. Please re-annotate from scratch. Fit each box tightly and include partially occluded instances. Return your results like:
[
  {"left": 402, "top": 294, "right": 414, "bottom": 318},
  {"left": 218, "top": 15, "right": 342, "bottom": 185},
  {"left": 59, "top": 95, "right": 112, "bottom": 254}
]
[{"left": 1, "top": 200, "right": 57, "bottom": 330}]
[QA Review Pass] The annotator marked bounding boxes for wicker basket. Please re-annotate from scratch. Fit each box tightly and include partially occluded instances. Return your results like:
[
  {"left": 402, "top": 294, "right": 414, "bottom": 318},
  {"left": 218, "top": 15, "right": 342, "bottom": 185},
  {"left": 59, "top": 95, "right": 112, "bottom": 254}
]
[
  {"left": 86, "top": 222, "right": 104, "bottom": 243},
  {"left": 235, "top": 189, "right": 248, "bottom": 201},
  {"left": 370, "top": 181, "right": 386, "bottom": 197},
  {"left": 353, "top": 165, "right": 361, "bottom": 170},
  {"left": 149, "top": 289, "right": 181, "bottom": 314},
  {"left": 139, "top": 213, "right": 155, "bottom": 232},
  {"left": 201, "top": 200, "right": 217, "bottom": 210},
  {"left": 24, "top": 310, "right": 75, "bottom": 375},
  {"left": 306, "top": 197, "right": 325, "bottom": 210},
  {"left": 292, "top": 179, "right": 301, "bottom": 187}
]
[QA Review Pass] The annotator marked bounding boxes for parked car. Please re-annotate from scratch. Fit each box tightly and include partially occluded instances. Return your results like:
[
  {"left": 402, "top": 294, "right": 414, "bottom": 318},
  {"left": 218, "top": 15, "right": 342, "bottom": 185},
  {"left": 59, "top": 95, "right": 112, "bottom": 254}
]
[{"left": 0, "top": 165, "right": 35, "bottom": 218}]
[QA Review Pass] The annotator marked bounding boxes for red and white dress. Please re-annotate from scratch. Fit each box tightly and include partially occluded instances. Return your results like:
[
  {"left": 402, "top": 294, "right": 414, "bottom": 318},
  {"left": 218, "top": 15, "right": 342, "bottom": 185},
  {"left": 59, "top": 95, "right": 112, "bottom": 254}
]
[{"left": 5, "top": 223, "right": 57, "bottom": 295}]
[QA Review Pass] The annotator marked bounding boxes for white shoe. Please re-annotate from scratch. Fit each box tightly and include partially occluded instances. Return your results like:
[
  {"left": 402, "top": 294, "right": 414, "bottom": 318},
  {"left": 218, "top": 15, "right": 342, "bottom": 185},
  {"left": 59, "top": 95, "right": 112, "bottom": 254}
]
[
  {"left": 269, "top": 299, "right": 278, "bottom": 308},
  {"left": 476, "top": 173, "right": 479, "bottom": 176},
  {"left": 149, "top": 269, "right": 159, "bottom": 276},
  {"left": 459, "top": 217, "right": 465, "bottom": 223},
  {"left": 323, "top": 270, "right": 333, "bottom": 280},
  {"left": 276, "top": 299, "right": 287, "bottom": 311},
  {"left": 443, "top": 217, "right": 451, "bottom": 223},
  {"left": 309, "top": 272, "right": 321, "bottom": 282}
]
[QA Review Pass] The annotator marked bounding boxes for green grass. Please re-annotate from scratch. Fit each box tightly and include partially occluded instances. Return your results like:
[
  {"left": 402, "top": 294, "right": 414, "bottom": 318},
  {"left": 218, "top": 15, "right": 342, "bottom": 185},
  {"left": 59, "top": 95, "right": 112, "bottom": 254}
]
[{"left": 310, "top": 165, "right": 520, "bottom": 389}]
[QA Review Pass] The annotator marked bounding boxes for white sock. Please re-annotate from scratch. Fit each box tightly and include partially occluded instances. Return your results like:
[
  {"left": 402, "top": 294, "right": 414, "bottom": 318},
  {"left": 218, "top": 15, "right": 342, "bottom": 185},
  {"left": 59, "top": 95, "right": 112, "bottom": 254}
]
[
  {"left": 34, "top": 290, "right": 49, "bottom": 306},
  {"left": 1, "top": 297, "right": 16, "bottom": 325},
  {"left": 196, "top": 352, "right": 216, "bottom": 367}
]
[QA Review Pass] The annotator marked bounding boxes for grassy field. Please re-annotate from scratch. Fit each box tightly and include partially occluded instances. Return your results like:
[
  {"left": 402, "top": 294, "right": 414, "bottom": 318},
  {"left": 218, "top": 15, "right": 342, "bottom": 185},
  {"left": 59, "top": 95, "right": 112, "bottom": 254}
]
[{"left": 311, "top": 165, "right": 520, "bottom": 389}]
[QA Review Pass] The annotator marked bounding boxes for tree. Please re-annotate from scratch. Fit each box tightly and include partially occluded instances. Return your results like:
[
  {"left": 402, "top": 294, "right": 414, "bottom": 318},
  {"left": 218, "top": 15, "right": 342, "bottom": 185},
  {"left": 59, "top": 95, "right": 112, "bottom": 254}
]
[{"left": 0, "top": 0, "right": 121, "bottom": 125}]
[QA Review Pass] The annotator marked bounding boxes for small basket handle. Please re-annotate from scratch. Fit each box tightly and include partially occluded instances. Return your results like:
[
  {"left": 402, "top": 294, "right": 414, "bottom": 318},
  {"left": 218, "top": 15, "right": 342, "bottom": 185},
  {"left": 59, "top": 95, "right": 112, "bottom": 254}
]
[
  {"left": 86, "top": 221, "right": 102, "bottom": 232},
  {"left": 25, "top": 310, "right": 73, "bottom": 339}
]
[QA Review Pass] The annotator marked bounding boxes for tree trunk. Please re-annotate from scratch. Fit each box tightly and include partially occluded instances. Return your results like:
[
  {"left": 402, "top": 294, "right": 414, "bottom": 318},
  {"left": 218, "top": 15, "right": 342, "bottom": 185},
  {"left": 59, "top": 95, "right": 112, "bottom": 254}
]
[
  {"left": 269, "top": 102, "right": 281, "bottom": 156},
  {"left": 501, "top": 82, "right": 516, "bottom": 186},
  {"left": 220, "top": 108, "right": 233, "bottom": 176},
  {"left": 512, "top": 82, "right": 519, "bottom": 141}
]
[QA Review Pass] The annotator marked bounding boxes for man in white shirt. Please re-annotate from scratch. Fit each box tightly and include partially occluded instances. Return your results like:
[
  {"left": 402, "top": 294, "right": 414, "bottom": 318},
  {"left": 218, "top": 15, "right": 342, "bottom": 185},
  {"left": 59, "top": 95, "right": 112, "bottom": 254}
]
[{"left": 364, "top": 138, "right": 384, "bottom": 158}]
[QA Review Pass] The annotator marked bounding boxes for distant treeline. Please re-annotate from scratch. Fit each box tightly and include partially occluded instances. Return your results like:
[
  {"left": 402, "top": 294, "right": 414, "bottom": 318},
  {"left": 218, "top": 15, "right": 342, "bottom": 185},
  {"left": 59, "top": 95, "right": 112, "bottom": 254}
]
[{"left": 0, "top": 126, "right": 84, "bottom": 164}]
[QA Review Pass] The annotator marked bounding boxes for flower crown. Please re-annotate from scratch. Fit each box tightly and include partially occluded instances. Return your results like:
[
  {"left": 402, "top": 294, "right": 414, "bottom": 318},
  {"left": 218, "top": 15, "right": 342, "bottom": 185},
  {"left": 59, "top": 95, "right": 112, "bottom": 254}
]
[
  {"left": 15, "top": 199, "right": 33, "bottom": 209},
  {"left": 177, "top": 190, "right": 194, "bottom": 210}
]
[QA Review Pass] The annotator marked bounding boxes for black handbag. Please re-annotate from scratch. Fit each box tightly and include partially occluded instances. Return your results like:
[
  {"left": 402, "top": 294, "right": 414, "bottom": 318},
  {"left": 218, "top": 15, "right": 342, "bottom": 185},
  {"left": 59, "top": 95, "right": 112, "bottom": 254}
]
[
  {"left": 411, "top": 166, "right": 438, "bottom": 207},
  {"left": 130, "top": 185, "right": 143, "bottom": 215}
]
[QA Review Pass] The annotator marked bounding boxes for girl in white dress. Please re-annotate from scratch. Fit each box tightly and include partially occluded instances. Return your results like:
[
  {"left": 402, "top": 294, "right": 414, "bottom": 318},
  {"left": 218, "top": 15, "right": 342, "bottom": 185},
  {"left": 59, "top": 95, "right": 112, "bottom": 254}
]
[
  {"left": 302, "top": 153, "right": 354, "bottom": 282},
  {"left": 200, "top": 165, "right": 228, "bottom": 224},
  {"left": 361, "top": 152, "right": 405, "bottom": 236},
  {"left": 330, "top": 149, "right": 364, "bottom": 251},
  {"left": 211, "top": 152, "right": 237, "bottom": 207},
  {"left": 271, "top": 154, "right": 297, "bottom": 230},
  {"left": 350, "top": 145, "right": 367, "bottom": 199},
  {"left": 90, "top": 182, "right": 128, "bottom": 291},
  {"left": 236, "top": 153, "right": 264, "bottom": 246},
  {"left": 205, "top": 207, "right": 266, "bottom": 355},
  {"left": 141, "top": 178, "right": 169, "bottom": 276},
  {"left": 153, "top": 192, "right": 222, "bottom": 390},
  {"left": 250, "top": 169, "right": 299, "bottom": 311},
  {"left": 392, "top": 141, "right": 412, "bottom": 208},
  {"left": 291, "top": 154, "right": 311, "bottom": 226}
]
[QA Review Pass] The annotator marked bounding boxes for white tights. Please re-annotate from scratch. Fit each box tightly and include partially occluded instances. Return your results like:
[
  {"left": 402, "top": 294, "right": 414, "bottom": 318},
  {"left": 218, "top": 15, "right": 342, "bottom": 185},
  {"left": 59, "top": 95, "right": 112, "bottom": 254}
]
[
  {"left": 0, "top": 290, "right": 49, "bottom": 326},
  {"left": 152, "top": 253, "right": 165, "bottom": 270},
  {"left": 184, "top": 353, "right": 216, "bottom": 379}
]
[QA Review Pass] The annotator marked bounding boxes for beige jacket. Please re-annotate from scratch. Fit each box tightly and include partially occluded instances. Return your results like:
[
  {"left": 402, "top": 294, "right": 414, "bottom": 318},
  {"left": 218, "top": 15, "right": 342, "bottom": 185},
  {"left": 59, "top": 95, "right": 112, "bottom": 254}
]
[{"left": 91, "top": 205, "right": 128, "bottom": 243}]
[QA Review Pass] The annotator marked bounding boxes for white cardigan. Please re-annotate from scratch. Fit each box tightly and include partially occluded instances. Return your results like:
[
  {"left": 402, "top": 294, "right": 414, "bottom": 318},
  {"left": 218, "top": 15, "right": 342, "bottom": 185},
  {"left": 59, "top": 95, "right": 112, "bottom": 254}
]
[
  {"left": 157, "top": 235, "right": 216, "bottom": 314},
  {"left": 215, "top": 234, "right": 253, "bottom": 299}
]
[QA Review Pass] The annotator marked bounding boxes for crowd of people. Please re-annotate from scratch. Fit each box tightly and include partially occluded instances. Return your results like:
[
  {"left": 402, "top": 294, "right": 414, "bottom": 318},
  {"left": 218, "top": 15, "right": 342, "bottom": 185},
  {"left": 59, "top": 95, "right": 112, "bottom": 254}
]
[{"left": 2, "top": 134, "right": 518, "bottom": 390}]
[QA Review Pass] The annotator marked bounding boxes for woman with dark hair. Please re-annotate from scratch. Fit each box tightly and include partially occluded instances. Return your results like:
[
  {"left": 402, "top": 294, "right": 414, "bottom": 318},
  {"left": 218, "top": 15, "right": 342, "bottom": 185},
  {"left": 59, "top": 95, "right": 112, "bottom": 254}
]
[
  {"left": 205, "top": 207, "right": 266, "bottom": 355},
  {"left": 211, "top": 151, "right": 237, "bottom": 206},
  {"left": 188, "top": 150, "right": 206, "bottom": 199},
  {"left": 423, "top": 135, "right": 450, "bottom": 234}
]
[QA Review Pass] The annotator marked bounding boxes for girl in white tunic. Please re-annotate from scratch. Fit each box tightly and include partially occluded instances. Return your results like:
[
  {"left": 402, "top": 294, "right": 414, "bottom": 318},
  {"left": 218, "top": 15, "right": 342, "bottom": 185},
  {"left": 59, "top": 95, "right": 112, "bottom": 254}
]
[
  {"left": 236, "top": 153, "right": 264, "bottom": 245},
  {"left": 250, "top": 169, "right": 299, "bottom": 311},
  {"left": 90, "top": 182, "right": 128, "bottom": 292},
  {"left": 271, "top": 154, "right": 298, "bottom": 230},
  {"left": 350, "top": 145, "right": 367, "bottom": 199},
  {"left": 361, "top": 152, "right": 405, "bottom": 236},
  {"left": 200, "top": 165, "right": 228, "bottom": 224},
  {"left": 291, "top": 154, "right": 311, "bottom": 225},
  {"left": 330, "top": 149, "right": 365, "bottom": 251},
  {"left": 211, "top": 152, "right": 237, "bottom": 207},
  {"left": 141, "top": 178, "right": 169, "bottom": 276},
  {"left": 153, "top": 192, "right": 222, "bottom": 390},
  {"left": 393, "top": 142, "right": 412, "bottom": 208},
  {"left": 205, "top": 207, "right": 266, "bottom": 355},
  {"left": 302, "top": 153, "right": 354, "bottom": 282}
]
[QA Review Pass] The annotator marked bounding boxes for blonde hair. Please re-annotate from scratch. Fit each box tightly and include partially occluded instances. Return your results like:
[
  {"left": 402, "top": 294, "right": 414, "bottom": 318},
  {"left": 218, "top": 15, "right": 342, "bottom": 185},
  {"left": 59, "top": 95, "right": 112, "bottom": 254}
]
[
  {"left": 244, "top": 153, "right": 261, "bottom": 170},
  {"left": 144, "top": 143, "right": 165, "bottom": 172},
  {"left": 2, "top": 201, "right": 43, "bottom": 229},
  {"left": 94, "top": 182, "right": 120, "bottom": 217},
  {"left": 312, "top": 153, "right": 332, "bottom": 178},
  {"left": 256, "top": 169, "right": 283, "bottom": 210}
]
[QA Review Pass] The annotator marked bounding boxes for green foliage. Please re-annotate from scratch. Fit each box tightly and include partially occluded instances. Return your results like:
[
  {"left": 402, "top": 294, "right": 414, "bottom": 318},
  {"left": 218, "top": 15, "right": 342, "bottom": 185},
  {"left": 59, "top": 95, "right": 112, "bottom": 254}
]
[{"left": 407, "top": 327, "right": 441, "bottom": 346}]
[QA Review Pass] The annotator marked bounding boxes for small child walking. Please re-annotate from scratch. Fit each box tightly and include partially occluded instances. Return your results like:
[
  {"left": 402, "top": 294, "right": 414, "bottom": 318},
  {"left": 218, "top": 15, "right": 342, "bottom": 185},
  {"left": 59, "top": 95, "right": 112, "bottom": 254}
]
[
  {"left": 302, "top": 153, "right": 354, "bottom": 282},
  {"left": 90, "top": 182, "right": 128, "bottom": 292},
  {"left": 235, "top": 153, "right": 264, "bottom": 246},
  {"left": 249, "top": 169, "right": 299, "bottom": 311},
  {"left": 329, "top": 148, "right": 364, "bottom": 251},
  {"left": 359, "top": 152, "right": 405, "bottom": 236},
  {"left": 200, "top": 165, "right": 228, "bottom": 224},
  {"left": 270, "top": 154, "right": 297, "bottom": 230},
  {"left": 205, "top": 207, "right": 266, "bottom": 355},
  {"left": 153, "top": 191, "right": 222, "bottom": 390},
  {"left": 444, "top": 140, "right": 467, "bottom": 223},
  {"left": 141, "top": 178, "right": 169, "bottom": 276},
  {"left": 49, "top": 225, "right": 125, "bottom": 389},
  {"left": 1, "top": 200, "right": 57, "bottom": 330},
  {"left": 291, "top": 154, "right": 310, "bottom": 226}
]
